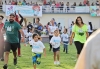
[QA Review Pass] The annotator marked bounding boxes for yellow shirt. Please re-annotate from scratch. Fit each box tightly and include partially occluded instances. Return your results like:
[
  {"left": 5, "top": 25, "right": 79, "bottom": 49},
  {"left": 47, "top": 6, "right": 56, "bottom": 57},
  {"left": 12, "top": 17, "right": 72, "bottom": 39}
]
[
  {"left": 75, "top": 29, "right": 100, "bottom": 69},
  {"left": 18, "top": 2, "right": 22, "bottom": 5}
]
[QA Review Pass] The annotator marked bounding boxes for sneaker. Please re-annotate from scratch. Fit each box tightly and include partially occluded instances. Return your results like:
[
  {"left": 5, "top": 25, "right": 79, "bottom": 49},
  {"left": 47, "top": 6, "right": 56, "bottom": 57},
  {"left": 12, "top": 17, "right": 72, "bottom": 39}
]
[
  {"left": 3, "top": 64, "right": 7, "bottom": 69},
  {"left": 54, "top": 61, "right": 57, "bottom": 65},
  {"left": 56, "top": 61, "right": 60, "bottom": 65},
  {"left": 13, "top": 58, "right": 17, "bottom": 65}
]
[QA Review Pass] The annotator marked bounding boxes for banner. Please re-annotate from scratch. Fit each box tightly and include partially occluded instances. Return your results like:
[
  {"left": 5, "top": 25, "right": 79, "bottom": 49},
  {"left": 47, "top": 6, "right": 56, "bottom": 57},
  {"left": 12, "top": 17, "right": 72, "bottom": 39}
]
[
  {"left": 5, "top": 5, "right": 42, "bottom": 17},
  {"left": 90, "top": 6, "right": 100, "bottom": 16},
  {"left": 75, "top": 6, "right": 90, "bottom": 13}
]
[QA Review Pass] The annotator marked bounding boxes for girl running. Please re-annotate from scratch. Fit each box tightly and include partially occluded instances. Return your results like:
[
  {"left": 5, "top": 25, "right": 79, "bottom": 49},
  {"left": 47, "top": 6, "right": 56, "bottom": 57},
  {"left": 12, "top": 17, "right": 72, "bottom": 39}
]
[
  {"left": 61, "top": 28, "right": 69, "bottom": 54},
  {"left": 50, "top": 30, "right": 61, "bottom": 65},
  {"left": 30, "top": 34, "right": 46, "bottom": 69}
]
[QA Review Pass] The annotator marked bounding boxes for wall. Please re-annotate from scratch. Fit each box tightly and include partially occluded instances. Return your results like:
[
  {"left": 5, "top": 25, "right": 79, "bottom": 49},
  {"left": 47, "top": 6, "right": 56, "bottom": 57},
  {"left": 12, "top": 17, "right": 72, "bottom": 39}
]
[
  {"left": 0, "top": 12, "right": 100, "bottom": 29},
  {"left": 40, "top": 14, "right": 100, "bottom": 29}
]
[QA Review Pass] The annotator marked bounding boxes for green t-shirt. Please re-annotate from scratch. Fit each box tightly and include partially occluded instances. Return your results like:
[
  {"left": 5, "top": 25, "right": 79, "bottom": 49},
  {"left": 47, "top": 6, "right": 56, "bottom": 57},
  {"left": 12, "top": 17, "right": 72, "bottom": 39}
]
[
  {"left": 72, "top": 24, "right": 88, "bottom": 43},
  {"left": 4, "top": 21, "right": 21, "bottom": 43}
]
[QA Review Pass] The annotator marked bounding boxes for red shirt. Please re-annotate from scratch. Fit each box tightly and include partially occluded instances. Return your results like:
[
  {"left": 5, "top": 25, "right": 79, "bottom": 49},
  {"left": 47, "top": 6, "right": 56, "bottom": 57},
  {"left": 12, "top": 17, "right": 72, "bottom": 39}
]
[
  {"left": 11, "top": 1, "right": 16, "bottom": 5},
  {"left": 15, "top": 15, "right": 20, "bottom": 24},
  {"left": 43, "top": 0, "right": 46, "bottom": 5},
  {"left": 0, "top": 23, "right": 4, "bottom": 42}
]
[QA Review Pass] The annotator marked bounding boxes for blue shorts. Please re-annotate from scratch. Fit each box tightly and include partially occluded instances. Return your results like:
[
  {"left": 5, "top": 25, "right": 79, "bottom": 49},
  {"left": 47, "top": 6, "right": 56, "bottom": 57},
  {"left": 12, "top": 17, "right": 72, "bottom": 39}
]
[
  {"left": 53, "top": 47, "right": 60, "bottom": 52},
  {"left": 32, "top": 53, "right": 41, "bottom": 65}
]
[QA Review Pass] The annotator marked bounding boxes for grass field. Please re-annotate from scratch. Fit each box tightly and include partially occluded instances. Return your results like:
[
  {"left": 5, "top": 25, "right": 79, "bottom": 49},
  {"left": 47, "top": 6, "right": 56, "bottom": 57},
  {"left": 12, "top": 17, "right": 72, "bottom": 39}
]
[{"left": 0, "top": 43, "right": 77, "bottom": 69}]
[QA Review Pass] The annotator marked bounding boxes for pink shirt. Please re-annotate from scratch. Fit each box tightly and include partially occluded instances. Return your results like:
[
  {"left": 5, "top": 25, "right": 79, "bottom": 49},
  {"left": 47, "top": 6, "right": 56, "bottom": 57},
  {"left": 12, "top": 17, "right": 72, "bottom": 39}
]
[
  {"left": 56, "top": 3, "right": 60, "bottom": 8},
  {"left": 11, "top": 1, "right": 15, "bottom": 5}
]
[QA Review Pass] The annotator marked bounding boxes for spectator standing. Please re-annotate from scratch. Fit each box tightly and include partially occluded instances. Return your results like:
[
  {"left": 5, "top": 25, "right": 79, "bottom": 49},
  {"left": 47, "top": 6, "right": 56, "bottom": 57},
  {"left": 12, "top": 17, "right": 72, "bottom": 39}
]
[
  {"left": 66, "top": 2, "right": 70, "bottom": 12},
  {"left": 5, "top": 0, "right": 7, "bottom": 5},
  {"left": 87, "top": 1, "right": 90, "bottom": 6},
  {"left": 15, "top": 11, "right": 24, "bottom": 57},
  {"left": 35, "top": 2, "right": 38, "bottom": 6},
  {"left": 96, "top": 0, "right": 99, "bottom": 6},
  {"left": 73, "top": 2, "right": 77, "bottom": 6},
  {"left": 52, "top": 18, "right": 57, "bottom": 26},
  {"left": 46, "top": 22, "right": 50, "bottom": 30},
  {"left": 69, "top": 24, "right": 73, "bottom": 35},
  {"left": 83, "top": 0, "right": 87, "bottom": 6},
  {"left": 51, "top": 2, "right": 55, "bottom": 12},
  {"left": 79, "top": 2, "right": 83, "bottom": 6},
  {"left": 33, "top": 18, "right": 43, "bottom": 36},
  {"left": 50, "top": 0, "right": 52, "bottom": 5},
  {"left": 27, "top": 22, "right": 33, "bottom": 33},
  {"left": 11, "top": 0, "right": 16, "bottom": 5},
  {"left": 60, "top": 1, "right": 64, "bottom": 12},
  {"left": 48, "top": 18, "right": 58, "bottom": 51},
  {"left": 91, "top": 2, "right": 94, "bottom": 6},
  {"left": 88, "top": 22, "right": 93, "bottom": 36},
  {"left": 30, "top": 1, "right": 33, "bottom": 5},
  {"left": 18, "top": 1, "right": 22, "bottom": 5},
  {"left": 58, "top": 23, "right": 62, "bottom": 34},
  {"left": 22, "top": 0, "right": 26, "bottom": 5},
  {"left": 8, "top": 0, "right": 11, "bottom": 5},
  {"left": 43, "top": 0, "right": 46, "bottom": 5},
  {"left": 56, "top": 2, "right": 60, "bottom": 8},
  {"left": 0, "top": 15, "right": 4, "bottom": 61}
]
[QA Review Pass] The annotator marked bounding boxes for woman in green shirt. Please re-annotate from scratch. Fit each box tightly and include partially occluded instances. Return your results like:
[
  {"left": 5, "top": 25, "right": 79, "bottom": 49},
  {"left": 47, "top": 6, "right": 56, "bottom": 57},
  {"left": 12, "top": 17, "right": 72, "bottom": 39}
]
[{"left": 70, "top": 16, "right": 89, "bottom": 58}]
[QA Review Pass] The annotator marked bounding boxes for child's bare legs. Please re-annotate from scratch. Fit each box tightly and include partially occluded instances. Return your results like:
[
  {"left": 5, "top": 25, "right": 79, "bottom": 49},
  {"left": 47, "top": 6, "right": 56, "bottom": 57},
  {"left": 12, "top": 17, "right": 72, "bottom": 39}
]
[
  {"left": 56, "top": 51, "right": 60, "bottom": 65},
  {"left": 57, "top": 51, "right": 60, "bottom": 61},
  {"left": 54, "top": 52, "right": 57, "bottom": 61},
  {"left": 33, "top": 64, "right": 36, "bottom": 69}
]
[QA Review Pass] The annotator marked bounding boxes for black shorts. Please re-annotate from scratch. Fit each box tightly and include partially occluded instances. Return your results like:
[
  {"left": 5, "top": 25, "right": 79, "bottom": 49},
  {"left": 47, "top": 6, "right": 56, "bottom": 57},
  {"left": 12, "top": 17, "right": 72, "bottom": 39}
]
[
  {"left": 5, "top": 41, "right": 18, "bottom": 52},
  {"left": 74, "top": 41, "right": 84, "bottom": 54},
  {"left": 53, "top": 47, "right": 60, "bottom": 52}
]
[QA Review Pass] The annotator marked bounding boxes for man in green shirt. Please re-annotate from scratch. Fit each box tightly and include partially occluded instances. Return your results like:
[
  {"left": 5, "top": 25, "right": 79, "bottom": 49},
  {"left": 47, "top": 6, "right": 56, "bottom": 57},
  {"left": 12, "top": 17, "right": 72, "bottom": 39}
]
[{"left": 2, "top": 13, "right": 25, "bottom": 69}]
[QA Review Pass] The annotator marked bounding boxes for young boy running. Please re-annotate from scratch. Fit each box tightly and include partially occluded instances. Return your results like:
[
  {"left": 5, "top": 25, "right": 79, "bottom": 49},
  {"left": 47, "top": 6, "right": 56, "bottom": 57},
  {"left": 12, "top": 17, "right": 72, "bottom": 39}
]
[
  {"left": 30, "top": 34, "right": 46, "bottom": 69},
  {"left": 61, "top": 28, "right": 69, "bottom": 54}
]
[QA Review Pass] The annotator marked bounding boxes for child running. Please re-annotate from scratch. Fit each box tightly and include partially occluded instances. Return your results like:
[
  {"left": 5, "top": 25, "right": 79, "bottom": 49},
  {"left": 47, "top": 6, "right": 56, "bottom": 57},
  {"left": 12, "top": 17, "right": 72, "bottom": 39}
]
[
  {"left": 61, "top": 28, "right": 69, "bottom": 54},
  {"left": 28, "top": 29, "right": 33, "bottom": 41},
  {"left": 29, "top": 34, "right": 42, "bottom": 47},
  {"left": 30, "top": 34, "right": 46, "bottom": 69},
  {"left": 50, "top": 30, "right": 61, "bottom": 65}
]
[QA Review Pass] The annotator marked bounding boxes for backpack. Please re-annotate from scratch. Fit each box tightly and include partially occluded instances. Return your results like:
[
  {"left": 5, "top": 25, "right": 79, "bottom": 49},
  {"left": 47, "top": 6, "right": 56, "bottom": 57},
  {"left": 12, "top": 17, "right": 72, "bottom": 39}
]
[{"left": 38, "top": 26, "right": 43, "bottom": 31}]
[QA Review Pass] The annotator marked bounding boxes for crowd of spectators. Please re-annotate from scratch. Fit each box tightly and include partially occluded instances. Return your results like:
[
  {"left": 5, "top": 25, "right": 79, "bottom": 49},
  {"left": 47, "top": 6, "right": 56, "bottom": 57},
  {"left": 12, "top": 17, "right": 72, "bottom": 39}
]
[
  {"left": 2, "top": 0, "right": 42, "bottom": 6},
  {"left": 2, "top": 0, "right": 100, "bottom": 6},
  {"left": 44, "top": 0, "right": 100, "bottom": 7}
]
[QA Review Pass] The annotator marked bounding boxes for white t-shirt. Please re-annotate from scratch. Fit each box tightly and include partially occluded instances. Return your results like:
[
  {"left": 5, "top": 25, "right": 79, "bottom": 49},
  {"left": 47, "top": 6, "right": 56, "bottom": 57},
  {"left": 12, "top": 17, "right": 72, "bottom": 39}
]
[
  {"left": 50, "top": 36, "right": 61, "bottom": 48},
  {"left": 61, "top": 33, "right": 69, "bottom": 41},
  {"left": 23, "top": 29, "right": 27, "bottom": 36},
  {"left": 88, "top": 25, "right": 93, "bottom": 32},
  {"left": 30, "top": 40, "right": 45, "bottom": 53},
  {"left": 49, "top": 26, "right": 57, "bottom": 35}
]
